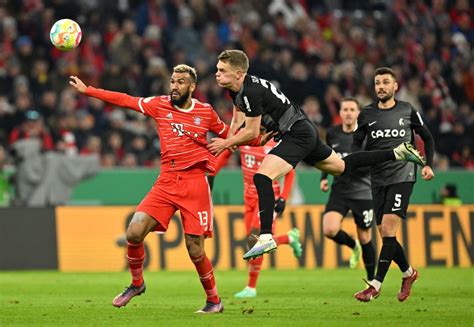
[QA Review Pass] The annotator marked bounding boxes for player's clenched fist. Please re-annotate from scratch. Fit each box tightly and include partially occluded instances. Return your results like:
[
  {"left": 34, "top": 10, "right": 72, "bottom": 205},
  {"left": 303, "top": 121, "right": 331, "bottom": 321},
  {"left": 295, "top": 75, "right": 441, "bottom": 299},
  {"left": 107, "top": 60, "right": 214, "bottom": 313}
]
[{"left": 421, "top": 166, "right": 434, "bottom": 181}]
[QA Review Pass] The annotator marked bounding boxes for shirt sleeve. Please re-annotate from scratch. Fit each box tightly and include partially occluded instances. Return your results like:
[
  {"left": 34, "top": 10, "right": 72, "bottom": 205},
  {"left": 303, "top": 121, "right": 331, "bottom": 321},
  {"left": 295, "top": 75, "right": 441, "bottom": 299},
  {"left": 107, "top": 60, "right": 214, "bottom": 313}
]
[
  {"left": 210, "top": 149, "right": 233, "bottom": 176},
  {"left": 209, "top": 109, "right": 229, "bottom": 137},
  {"left": 325, "top": 128, "right": 333, "bottom": 147},
  {"left": 409, "top": 105, "right": 424, "bottom": 128},
  {"left": 241, "top": 87, "right": 264, "bottom": 117},
  {"left": 84, "top": 86, "right": 157, "bottom": 117},
  {"left": 352, "top": 110, "right": 367, "bottom": 152}
]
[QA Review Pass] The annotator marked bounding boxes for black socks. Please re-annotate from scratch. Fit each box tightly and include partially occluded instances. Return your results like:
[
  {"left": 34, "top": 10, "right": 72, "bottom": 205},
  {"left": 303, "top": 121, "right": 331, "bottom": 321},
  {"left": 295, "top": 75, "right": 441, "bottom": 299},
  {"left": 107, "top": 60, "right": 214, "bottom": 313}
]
[
  {"left": 375, "top": 236, "right": 397, "bottom": 282},
  {"left": 253, "top": 173, "right": 275, "bottom": 235},
  {"left": 393, "top": 240, "right": 410, "bottom": 272},
  {"left": 362, "top": 241, "right": 376, "bottom": 281},
  {"left": 328, "top": 230, "right": 356, "bottom": 249},
  {"left": 343, "top": 150, "right": 395, "bottom": 173}
]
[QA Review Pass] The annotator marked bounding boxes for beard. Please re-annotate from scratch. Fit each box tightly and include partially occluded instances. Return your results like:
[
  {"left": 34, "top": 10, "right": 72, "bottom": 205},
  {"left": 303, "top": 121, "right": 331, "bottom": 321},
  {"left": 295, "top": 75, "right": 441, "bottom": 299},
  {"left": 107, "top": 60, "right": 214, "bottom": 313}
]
[
  {"left": 171, "top": 90, "right": 190, "bottom": 107},
  {"left": 378, "top": 91, "right": 393, "bottom": 103}
]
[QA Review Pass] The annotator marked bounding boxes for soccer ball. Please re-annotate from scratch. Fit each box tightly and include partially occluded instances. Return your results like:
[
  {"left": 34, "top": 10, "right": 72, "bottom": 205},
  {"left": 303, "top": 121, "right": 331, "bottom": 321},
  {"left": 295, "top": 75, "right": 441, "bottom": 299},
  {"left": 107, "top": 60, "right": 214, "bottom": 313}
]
[{"left": 50, "top": 19, "right": 82, "bottom": 51}]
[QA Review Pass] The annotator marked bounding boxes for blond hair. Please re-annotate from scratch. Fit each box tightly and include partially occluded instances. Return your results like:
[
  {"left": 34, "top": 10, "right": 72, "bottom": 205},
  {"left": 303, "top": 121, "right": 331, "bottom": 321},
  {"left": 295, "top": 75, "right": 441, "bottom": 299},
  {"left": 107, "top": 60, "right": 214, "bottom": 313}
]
[
  {"left": 173, "top": 64, "right": 197, "bottom": 83},
  {"left": 218, "top": 50, "right": 249, "bottom": 72}
]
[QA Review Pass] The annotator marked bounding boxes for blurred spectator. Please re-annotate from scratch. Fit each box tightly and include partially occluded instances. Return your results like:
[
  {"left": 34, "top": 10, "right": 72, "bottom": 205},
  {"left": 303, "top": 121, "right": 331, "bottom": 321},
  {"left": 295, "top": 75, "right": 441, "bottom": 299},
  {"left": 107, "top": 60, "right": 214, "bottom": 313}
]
[
  {"left": 172, "top": 7, "right": 201, "bottom": 63},
  {"left": 398, "top": 77, "right": 423, "bottom": 112},
  {"left": 53, "top": 112, "right": 78, "bottom": 156},
  {"left": 302, "top": 96, "right": 324, "bottom": 127},
  {"left": 8, "top": 110, "right": 54, "bottom": 151},
  {"left": 0, "top": 1, "right": 471, "bottom": 171},
  {"left": 268, "top": 0, "right": 308, "bottom": 29},
  {"left": 80, "top": 135, "right": 102, "bottom": 156},
  {"left": 438, "top": 183, "right": 463, "bottom": 206}
]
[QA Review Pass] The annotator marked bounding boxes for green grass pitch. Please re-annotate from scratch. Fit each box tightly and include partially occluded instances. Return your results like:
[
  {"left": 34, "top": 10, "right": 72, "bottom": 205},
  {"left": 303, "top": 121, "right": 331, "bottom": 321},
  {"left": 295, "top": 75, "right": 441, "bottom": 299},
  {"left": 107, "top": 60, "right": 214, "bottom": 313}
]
[{"left": 1, "top": 268, "right": 472, "bottom": 326}]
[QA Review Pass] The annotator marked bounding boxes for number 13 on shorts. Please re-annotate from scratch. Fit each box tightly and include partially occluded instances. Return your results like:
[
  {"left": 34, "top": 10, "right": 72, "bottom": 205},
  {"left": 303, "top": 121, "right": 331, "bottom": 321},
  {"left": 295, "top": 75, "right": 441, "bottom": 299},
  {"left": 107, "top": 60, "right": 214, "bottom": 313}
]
[{"left": 198, "top": 211, "right": 209, "bottom": 231}]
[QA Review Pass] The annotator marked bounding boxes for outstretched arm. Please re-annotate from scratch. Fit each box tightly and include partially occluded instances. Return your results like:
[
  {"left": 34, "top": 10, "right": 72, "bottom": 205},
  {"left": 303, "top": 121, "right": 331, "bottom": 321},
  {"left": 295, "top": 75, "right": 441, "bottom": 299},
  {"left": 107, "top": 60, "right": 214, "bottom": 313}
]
[{"left": 69, "top": 76, "right": 144, "bottom": 113}]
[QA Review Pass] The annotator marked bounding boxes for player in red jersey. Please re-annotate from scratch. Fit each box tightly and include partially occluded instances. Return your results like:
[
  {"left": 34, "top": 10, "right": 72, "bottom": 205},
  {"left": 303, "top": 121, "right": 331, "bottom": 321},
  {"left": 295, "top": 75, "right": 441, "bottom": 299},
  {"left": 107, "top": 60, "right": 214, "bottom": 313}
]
[
  {"left": 210, "top": 137, "right": 302, "bottom": 298},
  {"left": 69, "top": 64, "right": 227, "bottom": 314}
]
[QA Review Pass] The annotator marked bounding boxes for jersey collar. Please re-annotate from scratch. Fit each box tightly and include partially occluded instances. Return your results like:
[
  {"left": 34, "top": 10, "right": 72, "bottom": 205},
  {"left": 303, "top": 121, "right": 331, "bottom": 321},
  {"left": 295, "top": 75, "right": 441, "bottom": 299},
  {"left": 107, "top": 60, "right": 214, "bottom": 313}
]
[{"left": 173, "top": 99, "right": 195, "bottom": 112}]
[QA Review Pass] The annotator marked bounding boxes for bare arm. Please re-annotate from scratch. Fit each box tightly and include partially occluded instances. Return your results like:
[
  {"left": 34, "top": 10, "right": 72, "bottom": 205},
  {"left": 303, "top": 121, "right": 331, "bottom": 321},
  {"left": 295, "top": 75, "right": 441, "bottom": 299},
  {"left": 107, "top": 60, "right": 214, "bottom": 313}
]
[
  {"left": 69, "top": 75, "right": 143, "bottom": 113},
  {"left": 228, "top": 106, "right": 246, "bottom": 138},
  {"left": 208, "top": 115, "right": 261, "bottom": 155}
]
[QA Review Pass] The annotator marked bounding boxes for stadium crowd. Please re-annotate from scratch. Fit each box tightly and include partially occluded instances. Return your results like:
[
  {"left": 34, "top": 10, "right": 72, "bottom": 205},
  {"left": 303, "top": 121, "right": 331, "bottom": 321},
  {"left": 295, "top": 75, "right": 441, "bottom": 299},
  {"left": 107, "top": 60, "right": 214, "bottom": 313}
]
[{"left": 0, "top": 0, "right": 472, "bottom": 170}]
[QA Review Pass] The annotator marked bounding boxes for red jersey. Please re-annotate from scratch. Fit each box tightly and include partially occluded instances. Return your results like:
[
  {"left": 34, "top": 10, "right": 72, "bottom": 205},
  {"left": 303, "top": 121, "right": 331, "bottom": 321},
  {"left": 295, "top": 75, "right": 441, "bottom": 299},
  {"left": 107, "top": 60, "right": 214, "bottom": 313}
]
[
  {"left": 240, "top": 140, "right": 282, "bottom": 197},
  {"left": 85, "top": 87, "right": 227, "bottom": 172}
]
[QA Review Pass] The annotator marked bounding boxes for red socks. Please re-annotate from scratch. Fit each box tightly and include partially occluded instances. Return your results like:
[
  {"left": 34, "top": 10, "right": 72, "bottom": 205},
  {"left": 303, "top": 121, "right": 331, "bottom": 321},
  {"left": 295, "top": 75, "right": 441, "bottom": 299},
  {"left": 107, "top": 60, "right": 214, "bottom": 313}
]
[
  {"left": 247, "top": 256, "right": 263, "bottom": 288},
  {"left": 274, "top": 234, "right": 289, "bottom": 245},
  {"left": 191, "top": 253, "right": 219, "bottom": 304},
  {"left": 127, "top": 242, "right": 145, "bottom": 287},
  {"left": 246, "top": 233, "right": 288, "bottom": 289}
]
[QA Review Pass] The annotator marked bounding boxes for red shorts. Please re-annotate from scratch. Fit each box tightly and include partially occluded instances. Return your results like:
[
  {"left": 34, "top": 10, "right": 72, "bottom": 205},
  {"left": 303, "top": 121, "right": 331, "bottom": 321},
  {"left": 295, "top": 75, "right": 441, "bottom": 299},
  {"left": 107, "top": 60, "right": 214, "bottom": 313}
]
[
  {"left": 136, "top": 170, "right": 213, "bottom": 237},
  {"left": 243, "top": 195, "right": 277, "bottom": 235}
]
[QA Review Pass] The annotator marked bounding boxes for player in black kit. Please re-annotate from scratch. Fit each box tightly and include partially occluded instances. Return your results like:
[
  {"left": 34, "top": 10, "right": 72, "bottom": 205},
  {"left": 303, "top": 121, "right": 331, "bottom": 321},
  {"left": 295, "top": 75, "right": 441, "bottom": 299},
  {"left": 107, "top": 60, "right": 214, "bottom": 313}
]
[
  {"left": 208, "top": 50, "right": 426, "bottom": 260},
  {"left": 321, "top": 98, "right": 376, "bottom": 281},
  {"left": 354, "top": 67, "right": 435, "bottom": 303}
]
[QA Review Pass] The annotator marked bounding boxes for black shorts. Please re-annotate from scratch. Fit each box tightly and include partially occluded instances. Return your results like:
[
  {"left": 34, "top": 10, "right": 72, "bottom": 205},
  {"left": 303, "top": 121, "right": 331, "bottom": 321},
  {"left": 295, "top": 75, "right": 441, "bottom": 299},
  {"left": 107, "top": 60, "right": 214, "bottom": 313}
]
[
  {"left": 372, "top": 182, "right": 414, "bottom": 225},
  {"left": 324, "top": 193, "right": 374, "bottom": 229},
  {"left": 270, "top": 119, "right": 332, "bottom": 168}
]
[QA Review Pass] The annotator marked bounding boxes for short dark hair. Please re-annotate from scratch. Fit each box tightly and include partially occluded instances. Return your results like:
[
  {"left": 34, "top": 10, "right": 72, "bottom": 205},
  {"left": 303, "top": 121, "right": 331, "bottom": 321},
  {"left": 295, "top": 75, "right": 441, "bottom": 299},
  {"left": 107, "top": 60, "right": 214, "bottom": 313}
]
[
  {"left": 218, "top": 50, "right": 249, "bottom": 73},
  {"left": 340, "top": 97, "right": 360, "bottom": 110},
  {"left": 374, "top": 67, "right": 397, "bottom": 80},
  {"left": 173, "top": 64, "right": 197, "bottom": 83}
]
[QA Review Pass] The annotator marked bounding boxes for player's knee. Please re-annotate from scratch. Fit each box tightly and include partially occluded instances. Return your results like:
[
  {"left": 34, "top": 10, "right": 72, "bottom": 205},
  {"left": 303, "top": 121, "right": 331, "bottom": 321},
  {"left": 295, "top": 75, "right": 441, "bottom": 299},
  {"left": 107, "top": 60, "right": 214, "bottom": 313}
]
[
  {"left": 186, "top": 246, "right": 203, "bottom": 259},
  {"left": 323, "top": 225, "right": 339, "bottom": 238},
  {"left": 380, "top": 224, "right": 398, "bottom": 237},
  {"left": 126, "top": 228, "right": 144, "bottom": 244},
  {"left": 358, "top": 229, "right": 372, "bottom": 244},
  {"left": 125, "top": 213, "right": 148, "bottom": 243},
  {"left": 322, "top": 217, "right": 339, "bottom": 237},
  {"left": 185, "top": 236, "right": 204, "bottom": 258}
]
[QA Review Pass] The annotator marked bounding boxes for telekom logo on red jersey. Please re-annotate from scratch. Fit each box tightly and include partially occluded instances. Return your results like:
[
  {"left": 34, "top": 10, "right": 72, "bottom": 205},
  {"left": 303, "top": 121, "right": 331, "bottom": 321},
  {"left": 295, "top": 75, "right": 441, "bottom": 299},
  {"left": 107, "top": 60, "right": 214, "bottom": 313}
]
[{"left": 171, "top": 123, "right": 185, "bottom": 136}]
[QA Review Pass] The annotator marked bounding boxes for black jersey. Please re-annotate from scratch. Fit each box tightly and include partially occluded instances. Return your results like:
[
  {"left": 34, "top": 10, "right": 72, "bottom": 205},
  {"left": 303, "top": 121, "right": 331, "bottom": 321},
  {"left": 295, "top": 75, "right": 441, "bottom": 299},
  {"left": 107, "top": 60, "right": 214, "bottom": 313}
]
[
  {"left": 355, "top": 100, "right": 424, "bottom": 187},
  {"left": 326, "top": 125, "right": 371, "bottom": 200},
  {"left": 228, "top": 74, "right": 305, "bottom": 135}
]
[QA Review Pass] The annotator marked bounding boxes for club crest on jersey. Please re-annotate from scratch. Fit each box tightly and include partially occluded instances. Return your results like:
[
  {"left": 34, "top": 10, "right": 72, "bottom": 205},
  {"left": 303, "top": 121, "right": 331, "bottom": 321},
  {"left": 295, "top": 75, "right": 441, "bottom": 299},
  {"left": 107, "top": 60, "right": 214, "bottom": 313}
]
[
  {"left": 194, "top": 116, "right": 201, "bottom": 125},
  {"left": 166, "top": 112, "right": 173, "bottom": 119},
  {"left": 399, "top": 118, "right": 404, "bottom": 126}
]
